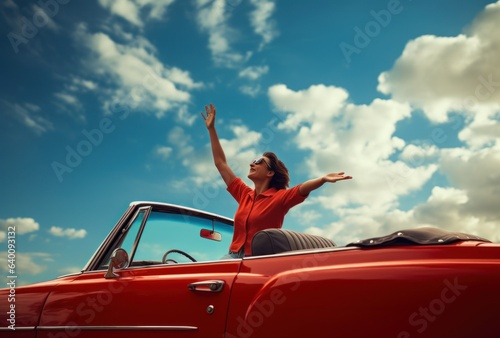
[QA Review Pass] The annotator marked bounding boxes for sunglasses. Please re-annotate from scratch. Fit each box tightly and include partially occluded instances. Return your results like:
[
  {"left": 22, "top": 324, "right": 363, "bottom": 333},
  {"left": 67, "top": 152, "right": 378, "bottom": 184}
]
[{"left": 251, "top": 157, "right": 272, "bottom": 170}]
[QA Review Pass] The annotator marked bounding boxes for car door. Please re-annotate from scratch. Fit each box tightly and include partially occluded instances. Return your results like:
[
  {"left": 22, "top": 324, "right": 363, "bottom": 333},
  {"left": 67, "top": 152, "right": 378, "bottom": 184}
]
[{"left": 37, "top": 205, "right": 240, "bottom": 337}]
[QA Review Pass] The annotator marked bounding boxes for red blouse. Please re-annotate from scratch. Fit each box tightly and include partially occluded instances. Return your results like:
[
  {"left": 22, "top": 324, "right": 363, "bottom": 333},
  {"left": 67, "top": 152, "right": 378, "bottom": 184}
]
[{"left": 227, "top": 178, "right": 308, "bottom": 255}]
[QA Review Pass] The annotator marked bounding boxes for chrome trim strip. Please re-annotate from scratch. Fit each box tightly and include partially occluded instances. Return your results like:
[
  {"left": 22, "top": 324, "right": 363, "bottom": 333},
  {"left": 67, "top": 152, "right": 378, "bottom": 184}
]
[
  {"left": 82, "top": 204, "right": 138, "bottom": 271},
  {"left": 127, "top": 207, "right": 152, "bottom": 265},
  {"left": 37, "top": 325, "right": 198, "bottom": 331},
  {"left": 0, "top": 326, "right": 35, "bottom": 331},
  {"left": 56, "top": 271, "right": 82, "bottom": 279},
  {"left": 81, "top": 256, "right": 242, "bottom": 275},
  {"left": 243, "top": 245, "right": 359, "bottom": 260},
  {"left": 130, "top": 201, "right": 234, "bottom": 223}
]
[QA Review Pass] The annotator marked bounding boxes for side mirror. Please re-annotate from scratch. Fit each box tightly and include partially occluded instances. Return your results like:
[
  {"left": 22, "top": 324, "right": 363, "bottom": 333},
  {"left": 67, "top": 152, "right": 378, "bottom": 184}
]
[
  {"left": 200, "top": 228, "right": 222, "bottom": 241},
  {"left": 104, "top": 248, "right": 129, "bottom": 279}
]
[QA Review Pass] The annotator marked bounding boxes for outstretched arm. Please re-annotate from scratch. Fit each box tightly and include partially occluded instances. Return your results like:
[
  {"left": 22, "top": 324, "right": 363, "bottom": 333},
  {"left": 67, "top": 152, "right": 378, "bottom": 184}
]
[
  {"left": 201, "top": 103, "right": 237, "bottom": 186},
  {"left": 299, "top": 172, "right": 352, "bottom": 196}
]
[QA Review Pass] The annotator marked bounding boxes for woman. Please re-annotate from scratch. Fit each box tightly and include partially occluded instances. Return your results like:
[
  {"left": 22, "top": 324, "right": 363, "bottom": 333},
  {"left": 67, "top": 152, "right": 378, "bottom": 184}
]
[{"left": 201, "top": 103, "right": 352, "bottom": 258}]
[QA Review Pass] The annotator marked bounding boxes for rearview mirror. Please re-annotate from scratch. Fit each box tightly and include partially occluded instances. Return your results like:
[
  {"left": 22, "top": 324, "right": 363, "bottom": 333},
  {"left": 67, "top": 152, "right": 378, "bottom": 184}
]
[
  {"left": 104, "top": 248, "right": 129, "bottom": 279},
  {"left": 200, "top": 229, "right": 222, "bottom": 241}
]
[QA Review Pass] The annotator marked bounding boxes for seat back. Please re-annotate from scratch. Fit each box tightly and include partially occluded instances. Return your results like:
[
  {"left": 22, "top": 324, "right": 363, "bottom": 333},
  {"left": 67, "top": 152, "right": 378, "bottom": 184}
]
[{"left": 251, "top": 228, "right": 336, "bottom": 256}]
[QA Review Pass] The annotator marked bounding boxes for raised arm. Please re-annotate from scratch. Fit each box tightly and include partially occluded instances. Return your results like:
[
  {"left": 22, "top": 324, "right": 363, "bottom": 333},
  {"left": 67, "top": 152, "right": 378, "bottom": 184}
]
[
  {"left": 201, "top": 103, "right": 237, "bottom": 186},
  {"left": 299, "top": 172, "right": 352, "bottom": 196}
]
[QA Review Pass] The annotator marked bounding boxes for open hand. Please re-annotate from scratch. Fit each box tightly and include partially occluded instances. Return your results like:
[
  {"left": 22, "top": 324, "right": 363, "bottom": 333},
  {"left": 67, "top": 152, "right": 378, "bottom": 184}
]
[
  {"left": 323, "top": 172, "right": 352, "bottom": 183},
  {"left": 201, "top": 103, "right": 216, "bottom": 129}
]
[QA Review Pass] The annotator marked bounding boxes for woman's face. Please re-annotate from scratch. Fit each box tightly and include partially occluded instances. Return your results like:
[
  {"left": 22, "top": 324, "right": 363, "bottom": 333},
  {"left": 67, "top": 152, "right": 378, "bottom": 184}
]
[{"left": 248, "top": 156, "right": 273, "bottom": 180}]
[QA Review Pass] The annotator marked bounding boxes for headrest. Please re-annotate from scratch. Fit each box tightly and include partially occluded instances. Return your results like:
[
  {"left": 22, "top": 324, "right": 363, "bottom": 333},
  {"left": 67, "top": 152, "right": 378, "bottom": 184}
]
[{"left": 251, "top": 228, "right": 336, "bottom": 256}]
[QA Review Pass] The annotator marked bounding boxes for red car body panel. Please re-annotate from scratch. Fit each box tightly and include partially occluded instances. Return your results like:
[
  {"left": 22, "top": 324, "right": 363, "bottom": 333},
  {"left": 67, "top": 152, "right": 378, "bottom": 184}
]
[
  {"left": 36, "top": 261, "right": 240, "bottom": 338},
  {"left": 1, "top": 281, "right": 56, "bottom": 338},
  {"left": 1, "top": 202, "right": 499, "bottom": 338},
  {"left": 226, "top": 242, "right": 500, "bottom": 338}
]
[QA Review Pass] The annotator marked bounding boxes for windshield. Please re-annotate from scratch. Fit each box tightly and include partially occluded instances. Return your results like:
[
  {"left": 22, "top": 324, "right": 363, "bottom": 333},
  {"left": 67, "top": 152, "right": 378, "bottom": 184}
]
[{"left": 103, "top": 209, "right": 234, "bottom": 267}]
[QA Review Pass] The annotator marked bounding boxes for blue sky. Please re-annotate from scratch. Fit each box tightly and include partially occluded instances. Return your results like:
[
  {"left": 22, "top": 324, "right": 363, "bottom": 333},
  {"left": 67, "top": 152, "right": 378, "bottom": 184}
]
[{"left": 1, "top": 0, "right": 499, "bottom": 286}]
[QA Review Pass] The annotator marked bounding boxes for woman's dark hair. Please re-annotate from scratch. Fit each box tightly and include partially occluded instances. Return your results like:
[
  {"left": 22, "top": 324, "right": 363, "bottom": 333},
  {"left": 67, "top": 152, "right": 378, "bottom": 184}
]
[{"left": 263, "top": 152, "right": 289, "bottom": 190}]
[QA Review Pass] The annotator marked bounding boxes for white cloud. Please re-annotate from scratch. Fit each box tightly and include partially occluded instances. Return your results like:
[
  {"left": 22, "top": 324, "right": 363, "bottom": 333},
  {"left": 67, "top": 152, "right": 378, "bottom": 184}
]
[
  {"left": 49, "top": 226, "right": 87, "bottom": 239},
  {"left": 439, "top": 146, "right": 500, "bottom": 221},
  {"left": 0, "top": 217, "right": 40, "bottom": 236},
  {"left": 360, "top": 1, "right": 500, "bottom": 243},
  {"left": 269, "top": 84, "right": 349, "bottom": 130},
  {"left": 0, "top": 252, "right": 50, "bottom": 276},
  {"left": 166, "top": 67, "right": 203, "bottom": 89},
  {"left": 239, "top": 65, "right": 269, "bottom": 80},
  {"left": 195, "top": 0, "right": 250, "bottom": 68},
  {"left": 414, "top": 186, "right": 468, "bottom": 220},
  {"left": 168, "top": 126, "right": 194, "bottom": 158},
  {"left": 223, "top": 125, "right": 262, "bottom": 153},
  {"left": 193, "top": 1, "right": 277, "bottom": 70},
  {"left": 262, "top": 3, "right": 500, "bottom": 245},
  {"left": 49, "top": 76, "right": 98, "bottom": 122},
  {"left": 207, "top": 124, "right": 262, "bottom": 179},
  {"left": 99, "top": 0, "right": 142, "bottom": 26},
  {"left": 163, "top": 121, "right": 264, "bottom": 193},
  {"left": 75, "top": 24, "right": 202, "bottom": 119},
  {"left": 239, "top": 84, "right": 261, "bottom": 97},
  {"left": 269, "top": 81, "right": 499, "bottom": 244},
  {"left": 399, "top": 144, "right": 439, "bottom": 164},
  {"left": 266, "top": 83, "right": 447, "bottom": 243},
  {"left": 268, "top": 83, "right": 437, "bottom": 207},
  {"left": 391, "top": 182, "right": 500, "bottom": 243},
  {"left": 98, "top": 0, "right": 175, "bottom": 27},
  {"left": 69, "top": 76, "right": 98, "bottom": 91},
  {"left": 378, "top": 1, "right": 500, "bottom": 130},
  {"left": 289, "top": 204, "right": 322, "bottom": 225},
  {"left": 458, "top": 110, "right": 500, "bottom": 149},
  {"left": 249, "top": 0, "right": 278, "bottom": 49},
  {"left": 1, "top": 99, "right": 53, "bottom": 135},
  {"left": 54, "top": 92, "right": 81, "bottom": 107},
  {"left": 156, "top": 146, "right": 173, "bottom": 159}
]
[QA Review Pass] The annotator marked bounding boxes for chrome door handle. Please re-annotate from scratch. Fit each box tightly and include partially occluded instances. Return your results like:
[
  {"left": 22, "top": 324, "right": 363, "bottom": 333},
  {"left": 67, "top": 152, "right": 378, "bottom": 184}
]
[{"left": 188, "top": 280, "right": 225, "bottom": 293}]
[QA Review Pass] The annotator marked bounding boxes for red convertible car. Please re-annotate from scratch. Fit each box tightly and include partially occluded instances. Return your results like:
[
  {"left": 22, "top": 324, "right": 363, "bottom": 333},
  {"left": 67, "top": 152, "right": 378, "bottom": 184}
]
[{"left": 2, "top": 201, "right": 499, "bottom": 337}]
